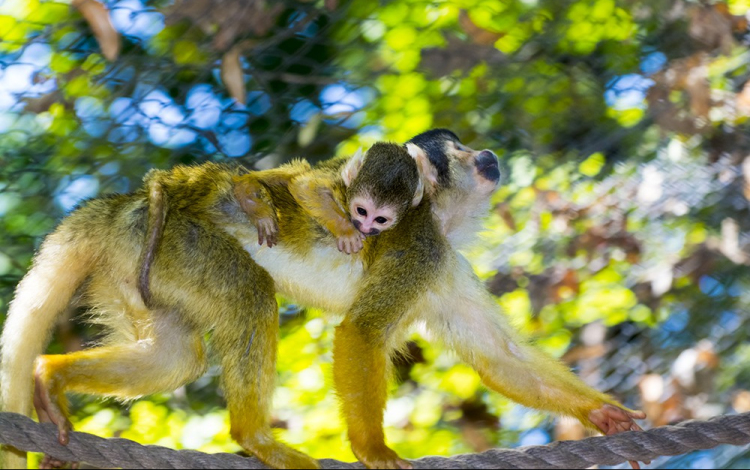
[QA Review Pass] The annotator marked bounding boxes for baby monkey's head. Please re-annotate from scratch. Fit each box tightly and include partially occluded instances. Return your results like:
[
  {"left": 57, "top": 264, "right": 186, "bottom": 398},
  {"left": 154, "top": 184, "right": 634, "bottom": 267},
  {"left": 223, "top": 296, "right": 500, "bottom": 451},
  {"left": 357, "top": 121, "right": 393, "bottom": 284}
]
[{"left": 341, "top": 142, "right": 432, "bottom": 237}]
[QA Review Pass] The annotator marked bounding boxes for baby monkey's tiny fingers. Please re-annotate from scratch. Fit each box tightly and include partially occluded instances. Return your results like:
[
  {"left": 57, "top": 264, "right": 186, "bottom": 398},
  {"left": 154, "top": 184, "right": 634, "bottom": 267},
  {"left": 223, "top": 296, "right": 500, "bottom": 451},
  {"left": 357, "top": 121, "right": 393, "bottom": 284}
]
[{"left": 256, "top": 219, "right": 278, "bottom": 248}]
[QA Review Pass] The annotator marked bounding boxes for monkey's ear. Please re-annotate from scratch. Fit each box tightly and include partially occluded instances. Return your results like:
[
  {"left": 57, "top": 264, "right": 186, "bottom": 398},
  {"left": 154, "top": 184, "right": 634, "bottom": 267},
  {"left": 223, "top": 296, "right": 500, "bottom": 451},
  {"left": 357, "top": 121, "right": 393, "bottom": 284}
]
[
  {"left": 341, "top": 148, "right": 365, "bottom": 187},
  {"left": 406, "top": 143, "right": 439, "bottom": 199}
]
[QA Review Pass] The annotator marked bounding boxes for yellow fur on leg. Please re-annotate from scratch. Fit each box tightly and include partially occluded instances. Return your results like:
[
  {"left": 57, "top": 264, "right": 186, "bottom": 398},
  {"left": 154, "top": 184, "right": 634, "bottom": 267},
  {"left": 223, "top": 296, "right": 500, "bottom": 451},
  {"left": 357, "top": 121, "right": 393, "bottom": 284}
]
[
  {"left": 0, "top": 448, "right": 26, "bottom": 469},
  {"left": 333, "top": 321, "right": 412, "bottom": 470}
]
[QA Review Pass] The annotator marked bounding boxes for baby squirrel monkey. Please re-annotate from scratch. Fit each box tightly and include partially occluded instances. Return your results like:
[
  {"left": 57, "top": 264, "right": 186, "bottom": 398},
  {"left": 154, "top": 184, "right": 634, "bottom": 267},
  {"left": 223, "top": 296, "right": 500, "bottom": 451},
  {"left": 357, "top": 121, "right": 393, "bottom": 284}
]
[{"left": 234, "top": 142, "right": 430, "bottom": 254}]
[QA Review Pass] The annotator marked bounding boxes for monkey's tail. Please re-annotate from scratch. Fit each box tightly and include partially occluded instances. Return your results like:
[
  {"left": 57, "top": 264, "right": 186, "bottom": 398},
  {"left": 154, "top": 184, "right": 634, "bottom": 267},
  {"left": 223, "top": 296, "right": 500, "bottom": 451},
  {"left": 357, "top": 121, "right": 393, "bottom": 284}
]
[
  {"left": 138, "top": 176, "right": 167, "bottom": 308},
  {"left": 0, "top": 230, "right": 94, "bottom": 468}
]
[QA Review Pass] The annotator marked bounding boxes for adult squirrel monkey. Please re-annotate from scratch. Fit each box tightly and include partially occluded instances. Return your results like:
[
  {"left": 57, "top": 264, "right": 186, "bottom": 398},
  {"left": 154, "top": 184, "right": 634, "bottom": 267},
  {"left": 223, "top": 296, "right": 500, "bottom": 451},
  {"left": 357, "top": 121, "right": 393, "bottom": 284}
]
[{"left": 0, "top": 129, "right": 645, "bottom": 470}]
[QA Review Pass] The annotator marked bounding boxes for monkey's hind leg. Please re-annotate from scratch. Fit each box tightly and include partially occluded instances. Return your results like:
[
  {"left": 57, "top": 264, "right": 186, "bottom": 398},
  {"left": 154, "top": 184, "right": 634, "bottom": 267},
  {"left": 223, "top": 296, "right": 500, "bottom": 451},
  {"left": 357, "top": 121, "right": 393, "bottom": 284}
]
[
  {"left": 33, "top": 313, "right": 208, "bottom": 468},
  {"left": 207, "top": 288, "right": 320, "bottom": 469},
  {"left": 152, "top": 223, "right": 319, "bottom": 469}
]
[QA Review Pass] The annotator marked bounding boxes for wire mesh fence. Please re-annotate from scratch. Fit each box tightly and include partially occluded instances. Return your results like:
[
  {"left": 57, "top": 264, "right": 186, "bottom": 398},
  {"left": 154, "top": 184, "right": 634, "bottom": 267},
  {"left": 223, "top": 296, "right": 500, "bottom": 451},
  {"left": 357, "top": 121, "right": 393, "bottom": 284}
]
[{"left": 1, "top": 0, "right": 750, "bottom": 468}]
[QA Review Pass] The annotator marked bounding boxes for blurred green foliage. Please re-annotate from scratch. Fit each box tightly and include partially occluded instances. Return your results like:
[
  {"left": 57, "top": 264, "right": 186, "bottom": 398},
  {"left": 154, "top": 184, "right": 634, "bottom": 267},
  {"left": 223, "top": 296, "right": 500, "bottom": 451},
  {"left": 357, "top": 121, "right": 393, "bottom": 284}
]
[{"left": 2, "top": 0, "right": 750, "bottom": 468}]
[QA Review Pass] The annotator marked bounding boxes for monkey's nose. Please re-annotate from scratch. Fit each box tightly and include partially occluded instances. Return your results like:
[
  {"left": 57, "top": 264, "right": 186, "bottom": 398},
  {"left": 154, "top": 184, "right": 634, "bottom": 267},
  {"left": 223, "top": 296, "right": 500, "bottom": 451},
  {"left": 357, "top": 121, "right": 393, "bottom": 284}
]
[{"left": 475, "top": 150, "right": 500, "bottom": 182}]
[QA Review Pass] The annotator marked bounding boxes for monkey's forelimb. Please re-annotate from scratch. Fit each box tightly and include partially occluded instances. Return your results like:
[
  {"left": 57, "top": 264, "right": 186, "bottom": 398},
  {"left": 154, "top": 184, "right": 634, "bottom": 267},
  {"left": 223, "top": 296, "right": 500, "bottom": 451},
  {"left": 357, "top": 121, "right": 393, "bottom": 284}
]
[{"left": 428, "top": 253, "right": 643, "bottom": 432}]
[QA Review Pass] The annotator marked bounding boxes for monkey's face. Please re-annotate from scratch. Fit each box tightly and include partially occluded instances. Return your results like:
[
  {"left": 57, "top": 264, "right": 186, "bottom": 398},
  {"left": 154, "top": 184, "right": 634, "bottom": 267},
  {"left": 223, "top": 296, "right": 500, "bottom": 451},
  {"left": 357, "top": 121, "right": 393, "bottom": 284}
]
[
  {"left": 407, "top": 129, "right": 501, "bottom": 198},
  {"left": 447, "top": 140, "right": 501, "bottom": 196},
  {"left": 349, "top": 194, "right": 399, "bottom": 236}
]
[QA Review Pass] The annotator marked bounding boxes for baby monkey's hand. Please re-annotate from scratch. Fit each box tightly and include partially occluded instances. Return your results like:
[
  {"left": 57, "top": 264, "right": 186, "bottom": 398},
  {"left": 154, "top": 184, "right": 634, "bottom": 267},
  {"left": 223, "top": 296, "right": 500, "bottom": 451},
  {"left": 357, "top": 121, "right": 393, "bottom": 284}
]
[
  {"left": 337, "top": 228, "right": 366, "bottom": 254},
  {"left": 256, "top": 217, "right": 278, "bottom": 248}
]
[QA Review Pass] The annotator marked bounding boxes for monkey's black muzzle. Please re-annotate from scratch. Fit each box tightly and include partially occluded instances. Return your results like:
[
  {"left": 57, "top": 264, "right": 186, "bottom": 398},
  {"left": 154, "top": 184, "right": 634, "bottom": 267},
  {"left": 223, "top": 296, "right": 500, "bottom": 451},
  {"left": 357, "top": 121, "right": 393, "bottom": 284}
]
[
  {"left": 352, "top": 219, "right": 380, "bottom": 237},
  {"left": 475, "top": 150, "right": 500, "bottom": 183}
]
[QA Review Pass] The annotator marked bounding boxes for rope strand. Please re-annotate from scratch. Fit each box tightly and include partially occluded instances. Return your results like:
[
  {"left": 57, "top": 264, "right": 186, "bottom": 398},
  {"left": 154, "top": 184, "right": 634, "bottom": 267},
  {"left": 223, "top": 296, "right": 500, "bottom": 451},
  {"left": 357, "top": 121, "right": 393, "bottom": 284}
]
[{"left": 1, "top": 412, "right": 749, "bottom": 469}]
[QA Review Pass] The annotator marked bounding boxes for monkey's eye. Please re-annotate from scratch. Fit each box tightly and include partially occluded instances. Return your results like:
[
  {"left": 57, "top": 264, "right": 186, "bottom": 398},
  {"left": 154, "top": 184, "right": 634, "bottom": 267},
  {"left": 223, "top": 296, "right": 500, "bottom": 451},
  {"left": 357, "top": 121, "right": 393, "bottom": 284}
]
[
  {"left": 374, "top": 216, "right": 388, "bottom": 224},
  {"left": 357, "top": 207, "right": 367, "bottom": 216}
]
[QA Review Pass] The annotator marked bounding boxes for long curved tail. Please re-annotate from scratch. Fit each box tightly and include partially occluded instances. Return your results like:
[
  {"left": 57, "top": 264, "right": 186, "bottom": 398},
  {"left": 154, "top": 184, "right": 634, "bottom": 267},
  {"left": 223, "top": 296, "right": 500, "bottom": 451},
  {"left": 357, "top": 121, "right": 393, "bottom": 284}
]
[
  {"left": 0, "top": 230, "right": 93, "bottom": 468},
  {"left": 138, "top": 175, "right": 167, "bottom": 308}
]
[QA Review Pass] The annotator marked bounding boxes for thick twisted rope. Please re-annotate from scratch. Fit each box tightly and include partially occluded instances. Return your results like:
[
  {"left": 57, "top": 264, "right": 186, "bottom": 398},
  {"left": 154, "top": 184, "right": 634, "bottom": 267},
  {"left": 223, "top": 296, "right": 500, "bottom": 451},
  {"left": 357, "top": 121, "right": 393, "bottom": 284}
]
[{"left": 1, "top": 412, "right": 749, "bottom": 469}]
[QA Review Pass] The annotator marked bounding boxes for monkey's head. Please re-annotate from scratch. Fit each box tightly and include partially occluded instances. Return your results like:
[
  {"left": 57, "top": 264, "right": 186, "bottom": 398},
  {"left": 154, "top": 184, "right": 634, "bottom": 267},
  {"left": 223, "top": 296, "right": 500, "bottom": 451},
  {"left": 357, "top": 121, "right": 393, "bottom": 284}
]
[
  {"left": 341, "top": 142, "right": 428, "bottom": 237},
  {"left": 407, "top": 129, "right": 501, "bottom": 246},
  {"left": 407, "top": 128, "right": 501, "bottom": 196}
]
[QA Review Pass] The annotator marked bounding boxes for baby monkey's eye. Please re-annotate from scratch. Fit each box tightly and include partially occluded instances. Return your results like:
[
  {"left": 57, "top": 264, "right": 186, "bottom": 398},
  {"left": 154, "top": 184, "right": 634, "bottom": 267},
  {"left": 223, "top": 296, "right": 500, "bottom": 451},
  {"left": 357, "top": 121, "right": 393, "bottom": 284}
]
[
  {"left": 375, "top": 216, "right": 388, "bottom": 224},
  {"left": 357, "top": 207, "right": 367, "bottom": 216}
]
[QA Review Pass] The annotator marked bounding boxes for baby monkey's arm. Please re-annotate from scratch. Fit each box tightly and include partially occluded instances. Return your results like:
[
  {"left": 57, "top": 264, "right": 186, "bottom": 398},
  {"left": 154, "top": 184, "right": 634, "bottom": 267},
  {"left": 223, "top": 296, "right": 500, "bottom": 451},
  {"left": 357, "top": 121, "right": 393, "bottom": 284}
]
[{"left": 289, "top": 172, "right": 364, "bottom": 254}]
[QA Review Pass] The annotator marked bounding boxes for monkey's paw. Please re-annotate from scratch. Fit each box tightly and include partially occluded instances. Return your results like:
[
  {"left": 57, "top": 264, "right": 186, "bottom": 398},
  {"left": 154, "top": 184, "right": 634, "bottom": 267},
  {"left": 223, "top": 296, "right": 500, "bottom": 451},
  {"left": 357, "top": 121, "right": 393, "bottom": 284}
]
[
  {"left": 589, "top": 404, "right": 648, "bottom": 469},
  {"left": 336, "top": 231, "right": 366, "bottom": 254},
  {"left": 256, "top": 217, "right": 278, "bottom": 248},
  {"left": 354, "top": 446, "right": 413, "bottom": 469},
  {"left": 34, "top": 364, "right": 78, "bottom": 469},
  {"left": 248, "top": 439, "right": 320, "bottom": 469},
  {"left": 40, "top": 455, "right": 80, "bottom": 470}
]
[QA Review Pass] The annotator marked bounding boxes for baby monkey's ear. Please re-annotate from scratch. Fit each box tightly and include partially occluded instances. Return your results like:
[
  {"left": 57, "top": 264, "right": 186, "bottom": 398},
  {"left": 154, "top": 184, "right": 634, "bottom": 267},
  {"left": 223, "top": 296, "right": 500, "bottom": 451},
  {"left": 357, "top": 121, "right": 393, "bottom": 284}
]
[
  {"left": 341, "top": 148, "right": 365, "bottom": 187},
  {"left": 406, "top": 143, "right": 438, "bottom": 207}
]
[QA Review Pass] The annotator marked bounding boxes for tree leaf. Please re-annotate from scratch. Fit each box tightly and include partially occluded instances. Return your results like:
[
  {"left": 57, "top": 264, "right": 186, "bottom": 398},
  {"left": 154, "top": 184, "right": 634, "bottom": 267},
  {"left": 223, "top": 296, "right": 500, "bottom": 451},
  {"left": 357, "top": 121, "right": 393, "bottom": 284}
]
[{"left": 298, "top": 113, "right": 322, "bottom": 148}]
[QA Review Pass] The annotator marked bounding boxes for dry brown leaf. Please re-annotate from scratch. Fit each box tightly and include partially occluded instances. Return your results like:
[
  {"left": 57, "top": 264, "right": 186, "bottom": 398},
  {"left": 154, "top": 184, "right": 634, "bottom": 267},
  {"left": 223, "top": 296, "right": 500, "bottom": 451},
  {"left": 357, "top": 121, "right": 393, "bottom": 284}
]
[
  {"left": 459, "top": 10, "right": 504, "bottom": 46},
  {"left": 742, "top": 156, "right": 750, "bottom": 200},
  {"left": 738, "top": 81, "right": 750, "bottom": 117},
  {"left": 685, "top": 62, "right": 711, "bottom": 119},
  {"left": 221, "top": 46, "right": 246, "bottom": 105},
  {"left": 495, "top": 203, "right": 516, "bottom": 231},
  {"left": 72, "top": 0, "right": 120, "bottom": 61},
  {"left": 647, "top": 53, "right": 713, "bottom": 134}
]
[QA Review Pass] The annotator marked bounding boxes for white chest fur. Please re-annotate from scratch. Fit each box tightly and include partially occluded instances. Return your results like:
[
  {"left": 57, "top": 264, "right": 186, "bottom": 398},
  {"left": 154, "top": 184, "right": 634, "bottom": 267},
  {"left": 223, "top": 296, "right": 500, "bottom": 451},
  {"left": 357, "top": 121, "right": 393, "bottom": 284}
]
[{"left": 223, "top": 222, "right": 364, "bottom": 313}]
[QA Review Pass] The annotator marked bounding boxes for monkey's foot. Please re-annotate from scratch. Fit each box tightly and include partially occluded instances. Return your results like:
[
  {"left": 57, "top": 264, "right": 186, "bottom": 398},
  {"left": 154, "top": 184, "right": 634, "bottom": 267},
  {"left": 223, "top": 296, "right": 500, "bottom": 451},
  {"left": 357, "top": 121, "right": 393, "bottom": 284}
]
[
  {"left": 40, "top": 455, "right": 80, "bottom": 470},
  {"left": 246, "top": 437, "right": 320, "bottom": 469},
  {"left": 336, "top": 231, "right": 365, "bottom": 254},
  {"left": 34, "top": 362, "right": 78, "bottom": 469},
  {"left": 33, "top": 365, "right": 73, "bottom": 444},
  {"left": 589, "top": 404, "right": 648, "bottom": 469},
  {"left": 353, "top": 445, "right": 413, "bottom": 469},
  {"left": 256, "top": 218, "right": 278, "bottom": 248}
]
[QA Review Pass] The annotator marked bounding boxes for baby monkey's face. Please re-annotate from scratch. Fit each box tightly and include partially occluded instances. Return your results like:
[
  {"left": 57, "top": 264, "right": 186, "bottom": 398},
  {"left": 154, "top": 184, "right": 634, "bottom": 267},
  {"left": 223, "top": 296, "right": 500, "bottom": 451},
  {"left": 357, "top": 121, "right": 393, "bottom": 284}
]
[{"left": 349, "top": 195, "right": 399, "bottom": 236}]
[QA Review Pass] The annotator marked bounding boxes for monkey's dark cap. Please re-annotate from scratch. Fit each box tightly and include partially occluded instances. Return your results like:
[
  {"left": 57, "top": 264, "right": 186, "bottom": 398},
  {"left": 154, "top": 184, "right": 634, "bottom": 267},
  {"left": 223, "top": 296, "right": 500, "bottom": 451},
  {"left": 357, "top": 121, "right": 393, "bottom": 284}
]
[{"left": 407, "top": 129, "right": 459, "bottom": 187}]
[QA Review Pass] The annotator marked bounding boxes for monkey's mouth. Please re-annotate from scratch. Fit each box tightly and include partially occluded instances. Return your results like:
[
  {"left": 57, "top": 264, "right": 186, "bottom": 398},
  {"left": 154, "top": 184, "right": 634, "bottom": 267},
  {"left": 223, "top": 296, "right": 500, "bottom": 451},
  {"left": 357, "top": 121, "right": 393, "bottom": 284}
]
[
  {"left": 475, "top": 150, "right": 500, "bottom": 183},
  {"left": 352, "top": 220, "right": 380, "bottom": 237}
]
